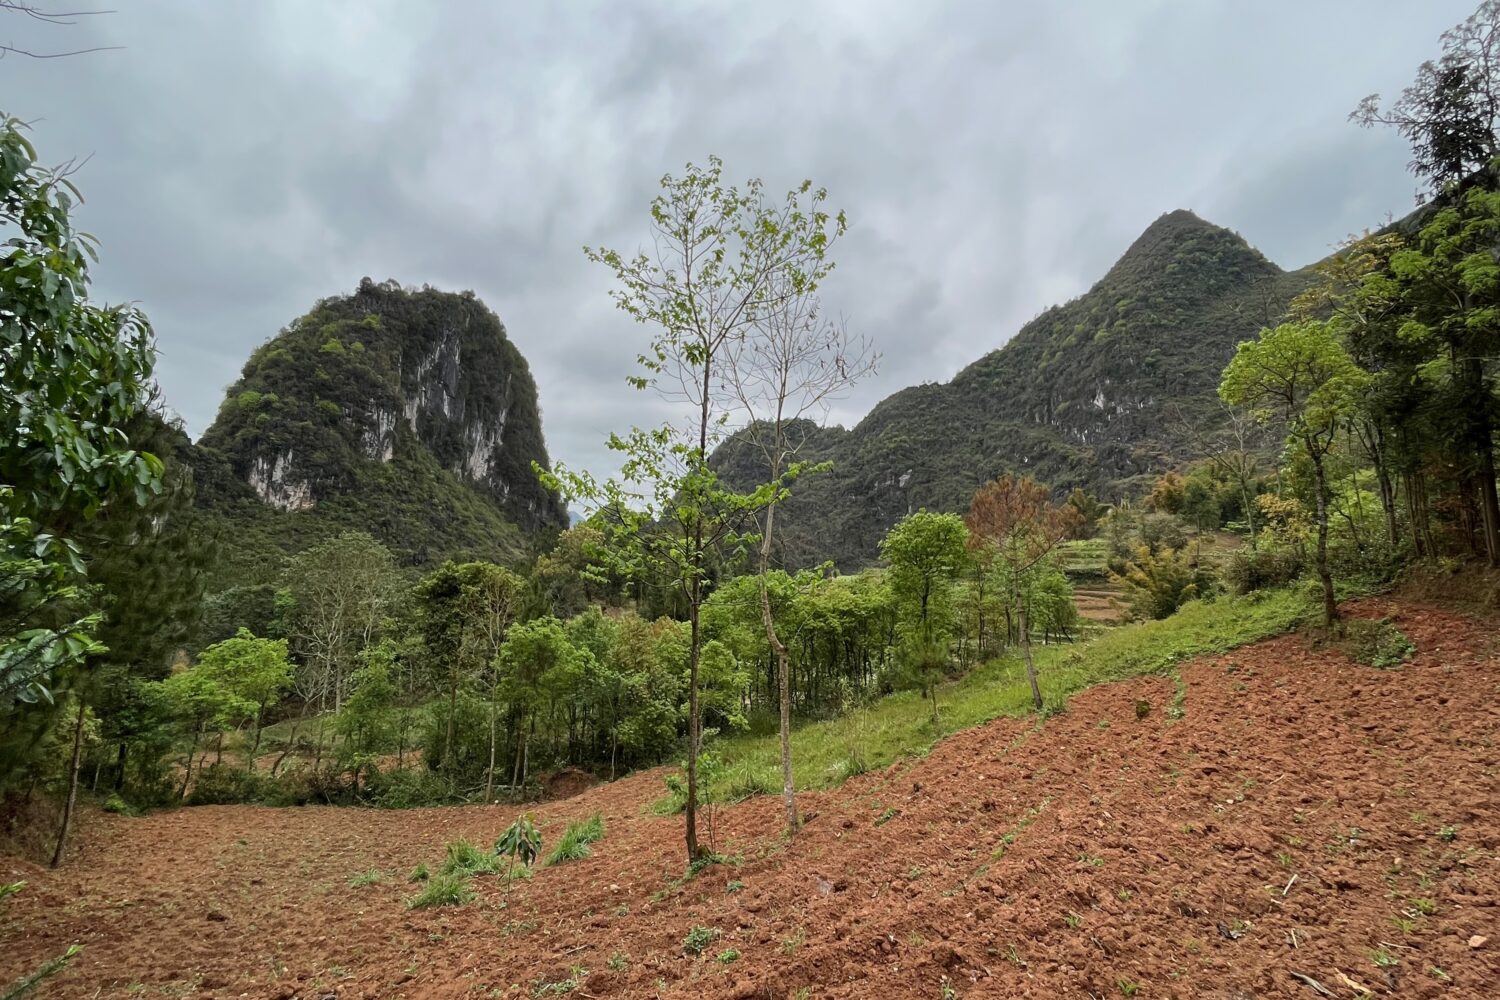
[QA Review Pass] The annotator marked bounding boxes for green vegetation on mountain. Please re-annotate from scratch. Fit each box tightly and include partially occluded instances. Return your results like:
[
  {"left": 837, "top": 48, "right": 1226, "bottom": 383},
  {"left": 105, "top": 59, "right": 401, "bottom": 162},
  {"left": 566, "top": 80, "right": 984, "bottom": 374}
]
[
  {"left": 715, "top": 211, "right": 1316, "bottom": 569},
  {"left": 191, "top": 279, "right": 567, "bottom": 586}
]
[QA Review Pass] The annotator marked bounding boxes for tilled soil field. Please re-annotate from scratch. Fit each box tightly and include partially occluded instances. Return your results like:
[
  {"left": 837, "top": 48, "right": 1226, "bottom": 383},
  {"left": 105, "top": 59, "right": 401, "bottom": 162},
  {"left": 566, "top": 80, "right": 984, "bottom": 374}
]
[{"left": 3, "top": 597, "right": 1498, "bottom": 999}]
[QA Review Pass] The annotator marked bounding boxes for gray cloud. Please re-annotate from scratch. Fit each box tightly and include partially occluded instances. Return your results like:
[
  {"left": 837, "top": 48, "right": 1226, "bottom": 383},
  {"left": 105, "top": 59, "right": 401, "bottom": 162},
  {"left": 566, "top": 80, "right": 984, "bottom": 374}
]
[{"left": 2, "top": 0, "right": 1474, "bottom": 482}]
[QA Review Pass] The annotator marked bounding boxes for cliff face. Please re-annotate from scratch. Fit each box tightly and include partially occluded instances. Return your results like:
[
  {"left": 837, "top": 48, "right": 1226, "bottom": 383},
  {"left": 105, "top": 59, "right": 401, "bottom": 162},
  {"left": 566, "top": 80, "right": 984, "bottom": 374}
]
[
  {"left": 193, "top": 279, "right": 566, "bottom": 583},
  {"left": 715, "top": 212, "right": 1317, "bottom": 570}
]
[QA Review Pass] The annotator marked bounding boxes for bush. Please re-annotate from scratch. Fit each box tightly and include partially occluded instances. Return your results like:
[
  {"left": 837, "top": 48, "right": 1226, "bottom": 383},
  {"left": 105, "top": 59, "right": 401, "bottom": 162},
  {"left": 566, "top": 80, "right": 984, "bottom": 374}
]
[
  {"left": 186, "top": 764, "right": 260, "bottom": 805},
  {"left": 1224, "top": 546, "right": 1303, "bottom": 594},
  {"left": 545, "top": 813, "right": 605, "bottom": 866},
  {"left": 367, "top": 767, "right": 456, "bottom": 809},
  {"left": 1111, "top": 545, "right": 1218, "bottom": 620},
  {"left": 1339, "top": 618, "right": 1415, "bottom": 669}
]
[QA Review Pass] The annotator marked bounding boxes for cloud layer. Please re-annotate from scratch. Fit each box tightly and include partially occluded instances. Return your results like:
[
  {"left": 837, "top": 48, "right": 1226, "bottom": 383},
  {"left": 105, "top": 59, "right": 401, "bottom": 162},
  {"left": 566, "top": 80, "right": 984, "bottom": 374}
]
[{"left": 4, "top": 0, "right": 1473, "bottom": 479}]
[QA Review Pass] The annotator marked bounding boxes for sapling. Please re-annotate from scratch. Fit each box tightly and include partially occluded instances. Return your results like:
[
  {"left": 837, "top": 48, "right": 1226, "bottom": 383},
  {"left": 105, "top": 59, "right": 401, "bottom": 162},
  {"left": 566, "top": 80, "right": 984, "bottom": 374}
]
[{"left": 495, "top": 813, "right": 543, "bottom": 892}]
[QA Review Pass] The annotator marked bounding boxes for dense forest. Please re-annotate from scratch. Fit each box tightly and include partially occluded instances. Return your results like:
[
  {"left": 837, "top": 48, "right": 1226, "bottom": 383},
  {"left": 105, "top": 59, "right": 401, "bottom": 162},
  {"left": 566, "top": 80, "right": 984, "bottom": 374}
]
[{"left": 5, "top": 1, "right": 1500, "bottom": 891}]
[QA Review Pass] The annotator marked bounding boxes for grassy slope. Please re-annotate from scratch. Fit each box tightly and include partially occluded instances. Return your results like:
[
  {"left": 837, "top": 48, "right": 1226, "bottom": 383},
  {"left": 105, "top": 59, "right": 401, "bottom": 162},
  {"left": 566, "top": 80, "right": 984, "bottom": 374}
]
[{"left": 710, "top": 585, "right": 1316, "bottom": 798}]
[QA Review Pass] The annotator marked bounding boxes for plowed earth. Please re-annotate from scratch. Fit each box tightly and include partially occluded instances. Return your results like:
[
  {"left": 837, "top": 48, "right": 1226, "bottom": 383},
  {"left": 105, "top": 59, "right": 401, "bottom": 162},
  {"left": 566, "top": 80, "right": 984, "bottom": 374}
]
[{"left": 4, "top": 598, "right": 1499, "bottom": 999}]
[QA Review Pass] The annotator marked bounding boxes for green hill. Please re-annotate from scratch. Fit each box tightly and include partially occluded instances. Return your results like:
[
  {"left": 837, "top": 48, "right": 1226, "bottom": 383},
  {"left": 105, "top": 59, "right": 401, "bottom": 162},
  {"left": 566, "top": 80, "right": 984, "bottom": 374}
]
[
  {"left": 191, "top": 279, "right": 566, "bottom": 586},
  {"left": 715, "top": 211, "right": 1316, "bottom": 569}
]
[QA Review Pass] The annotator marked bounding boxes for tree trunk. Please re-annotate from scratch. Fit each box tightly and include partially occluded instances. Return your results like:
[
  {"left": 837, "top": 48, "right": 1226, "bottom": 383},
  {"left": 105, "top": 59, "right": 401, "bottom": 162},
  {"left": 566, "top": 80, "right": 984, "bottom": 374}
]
[
  {"left": 1020, "top": 601, "right": 1043, "bottom": 711},
  {"left": 757, "top": 501, "right": 799, "bottom": 835},
  {"left": 485, "top": 696, "right": 498, "bottom": 803},
  {"left": 50, "top": 699, "right": 87, "bottom": 869},
  {"left": 443, "top": 671, "right": 459, "bottom": 775},
  {"left": 247, "top": 704, "right": 266, "bottom": 773},
  {"left": 1479, "top": 446, "right": 1500, "bottom": 568},
  {"left": 685, "top": 594, "right": 705, "bottom": 863},
  {"left": 1310, "top": 449, "right": 1338, "bottom": 626}
]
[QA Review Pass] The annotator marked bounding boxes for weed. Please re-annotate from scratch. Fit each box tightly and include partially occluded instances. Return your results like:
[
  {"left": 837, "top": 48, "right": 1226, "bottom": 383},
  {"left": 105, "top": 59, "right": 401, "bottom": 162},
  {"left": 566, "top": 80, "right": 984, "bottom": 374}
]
[
  {"left": 606, "top": 953, "right": 628, "bottom": 972},
  {"left": 1392, "top": 915, "right": 1419, "bottom": 934},
  {"left": 546, "top": 814, "right": 605, "bottom": 866},
  {"left": 1412, "top": 897, "right": 1437, "bottom": 915},
  {"left": 440, "top": 838, "right": 498, "bottom": 877},
  {"left": 1276, "top": 851, "right": 1294, "bottom": 868},
  {"left": 407, "top": 862, "right": 429, "bottom": 883},
  {"left": 1076, "top": 852, "right": 1104, "bottom": 868},
  {"left": 682, "top": 926, "right": 720, "bottom": 956},
  {"left": 781, "top": 929, "right": 806, "bottom": 955},
  {"left": 1118, "top": 980, "right": 1140, "bottom": 997},
  {"left": 941, "top": 976, "right": 958, "bottom": 999},
  {"left": 726, "top": 879, "right": 745, "bottom": 894},
  {"left": 716, "top": 949, "right": 740, "bottom": 964},
  {"left": 1438, "top": 825, "right": 1458, "bottom": 842},
  {"left": 1064, "top": 911, "right": 1083, "bottom": 929},
  {"left": 1340, "top": 618, "right": 1415, "bottom": 669},
  {"left": 406, "top": 873, "right": 474, "bottom": 910},
  {"left": 1371, "top": 948, "right": 1398, "bottom": 969},
  {"left": 1117, "top": 888, "right": 1134, "bottom": 901},
  {"left": 613, "top": 903, "right": 629, "bottom": 917},
  {"left": 875, "top": 807, "right": 900, "bottom": 826},
  {"left": 347, "top": 869, "right": 382, "bottom": 887},
  {"left": 1430, "top": 966, "right": 1451, "bottom": 981}
]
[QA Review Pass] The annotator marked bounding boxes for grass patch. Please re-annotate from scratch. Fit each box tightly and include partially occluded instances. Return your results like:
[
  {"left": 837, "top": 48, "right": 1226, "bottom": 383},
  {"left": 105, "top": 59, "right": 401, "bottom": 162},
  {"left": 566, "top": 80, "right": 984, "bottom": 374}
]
[
  {"left": 347, "top": 869, "right": 382, "bottom": 887},
  {"left": 439, "top": 838, "right": 498, "bottom": 877},
  {"left": 711, "top": 586, "right": 1315, "bottom": 796},
  {"left": 406, "top": 872, "right": 474, "bottom": 909},
  {"left": 545, "top": 814, "right": 605, "bottom": 866}
]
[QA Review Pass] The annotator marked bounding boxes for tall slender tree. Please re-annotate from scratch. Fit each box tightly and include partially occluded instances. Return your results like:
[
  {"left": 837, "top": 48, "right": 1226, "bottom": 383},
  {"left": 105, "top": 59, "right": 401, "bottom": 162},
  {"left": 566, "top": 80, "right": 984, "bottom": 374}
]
[
  {"left": 722, "top": 270, "right": 875, "bottom": 834},
  {"left": 552, "top": 156, "right": 843, "bottom": 864}
]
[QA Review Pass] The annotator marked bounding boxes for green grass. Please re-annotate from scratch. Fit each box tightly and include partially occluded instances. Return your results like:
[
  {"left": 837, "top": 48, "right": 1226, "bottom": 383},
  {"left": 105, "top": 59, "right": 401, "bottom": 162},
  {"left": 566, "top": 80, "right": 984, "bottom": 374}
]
[
  {"left": 710, "top": 585, "right": 1315, "bottom": 797},
  {"left": 545, "top": 814, "right": 605, "bottom": 866},
  {"left": 405, "top": 872, "right": 474, "bottom": 909},
  {"left": 439, "top": 838, "right": 498, "bottom": 877}
]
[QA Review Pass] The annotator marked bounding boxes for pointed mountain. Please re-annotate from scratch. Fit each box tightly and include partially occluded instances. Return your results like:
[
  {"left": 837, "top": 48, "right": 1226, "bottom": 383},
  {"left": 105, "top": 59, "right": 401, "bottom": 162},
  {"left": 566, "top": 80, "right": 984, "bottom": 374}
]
[{"left": 715, "top": 212, "right": 1314, "bottom": 569}]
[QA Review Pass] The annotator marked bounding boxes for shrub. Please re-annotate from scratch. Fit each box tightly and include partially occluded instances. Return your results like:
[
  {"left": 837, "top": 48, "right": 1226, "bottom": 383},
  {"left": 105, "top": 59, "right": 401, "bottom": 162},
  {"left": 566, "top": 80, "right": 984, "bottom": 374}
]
[
  {"left": 1224, "top": 546, "right": 1303, "bottom": 594},
  {"left": 367, "top": 767, "right": 456, "bottom": 809},
  {"left": 406, "top": 872, "right": 474, "bottom": 909},
  {"left": 1111, "top": 545, "right": 1218, "bottom": 620},
  {"left": 545, "top": 814, "right": 605, "bottom": 866},
  {"left": 186, "top": 763, "right": 260, "bottom": 805},
  {"left": 1340, "top": 618, "right": 1415, "bottom": 669},
  {"left": 101, "top": 795, "right": 137, "bottom": 816}
]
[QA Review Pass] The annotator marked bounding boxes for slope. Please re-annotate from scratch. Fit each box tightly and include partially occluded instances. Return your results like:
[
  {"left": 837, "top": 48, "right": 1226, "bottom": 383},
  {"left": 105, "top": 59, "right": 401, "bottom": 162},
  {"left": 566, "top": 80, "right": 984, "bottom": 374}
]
[
  {"left": 191, "top": 279, "right": 567, "bottom": 585},
  {"left": 716, "top": 211, "right": 1316, "bottom": 570},
  {"left": 5, "top": 597, "right": 1496, "bottom": 998}
]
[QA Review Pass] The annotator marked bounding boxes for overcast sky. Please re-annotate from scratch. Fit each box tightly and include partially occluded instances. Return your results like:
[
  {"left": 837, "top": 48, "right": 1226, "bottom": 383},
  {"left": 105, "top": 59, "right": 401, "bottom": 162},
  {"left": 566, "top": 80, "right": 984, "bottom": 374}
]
[{"left": 4, "top": 0, "right": 1475, "bottom": 479}]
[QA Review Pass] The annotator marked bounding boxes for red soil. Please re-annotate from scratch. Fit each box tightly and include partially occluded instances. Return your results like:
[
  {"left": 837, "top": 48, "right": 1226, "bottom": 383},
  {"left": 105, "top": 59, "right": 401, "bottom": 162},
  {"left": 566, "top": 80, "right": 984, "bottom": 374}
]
[{"left": 4, "top": 597, "right": 1498, "bottom": 999}]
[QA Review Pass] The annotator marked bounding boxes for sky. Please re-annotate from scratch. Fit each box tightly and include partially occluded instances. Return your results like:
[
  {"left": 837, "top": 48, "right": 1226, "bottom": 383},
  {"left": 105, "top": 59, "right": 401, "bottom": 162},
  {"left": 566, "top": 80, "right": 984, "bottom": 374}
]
[{"left": 3, "top": 0, "right": 1477, "bottom": 481}]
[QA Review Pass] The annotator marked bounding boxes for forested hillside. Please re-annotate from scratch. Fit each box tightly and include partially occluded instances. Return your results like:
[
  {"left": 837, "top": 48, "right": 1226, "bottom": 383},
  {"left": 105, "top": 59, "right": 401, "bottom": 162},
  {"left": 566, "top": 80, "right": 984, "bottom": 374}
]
[
  {"left": 716, "top": 211, "right": 1316, "bottom": 569},
  {"left": 191, "top": 280, "right": 567, "bottom": 586}
]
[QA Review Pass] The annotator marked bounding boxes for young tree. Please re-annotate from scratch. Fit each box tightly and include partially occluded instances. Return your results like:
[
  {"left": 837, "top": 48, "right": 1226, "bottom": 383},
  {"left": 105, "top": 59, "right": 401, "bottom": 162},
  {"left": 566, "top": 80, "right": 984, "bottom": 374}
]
[
  {"left": 1220, "top": 320, "right": 1367, "bottom": 624},
  {"left": 196, "top": 629, "right": 294, "bottom": 770},
  {"left": 879, "top": 511, "right": 968, "bottom": 724},
  {"left": 335, "top": 654, "right": 396, "bottom": 795},
  {"left": 283, "top": 532, "right": 400, "bottom": 713},
  {"left": 495, "top": 616, "right": 577, "bottom": 792},
  {"left": 965, "top": 477, "right": 1082, "bottom": 710},
  {"left": 721, "top": 267, "right": 876, "bottom": 834},
  {"left": 553, "top": 156, "right": 842, "bottom": 863}
]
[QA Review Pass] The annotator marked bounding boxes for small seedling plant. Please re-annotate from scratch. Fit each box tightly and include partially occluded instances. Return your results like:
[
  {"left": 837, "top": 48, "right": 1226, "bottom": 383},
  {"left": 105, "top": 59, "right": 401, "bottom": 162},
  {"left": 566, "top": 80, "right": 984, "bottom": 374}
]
[{"left": 495, "top": 813, "right": 543, "bottom": 890}]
